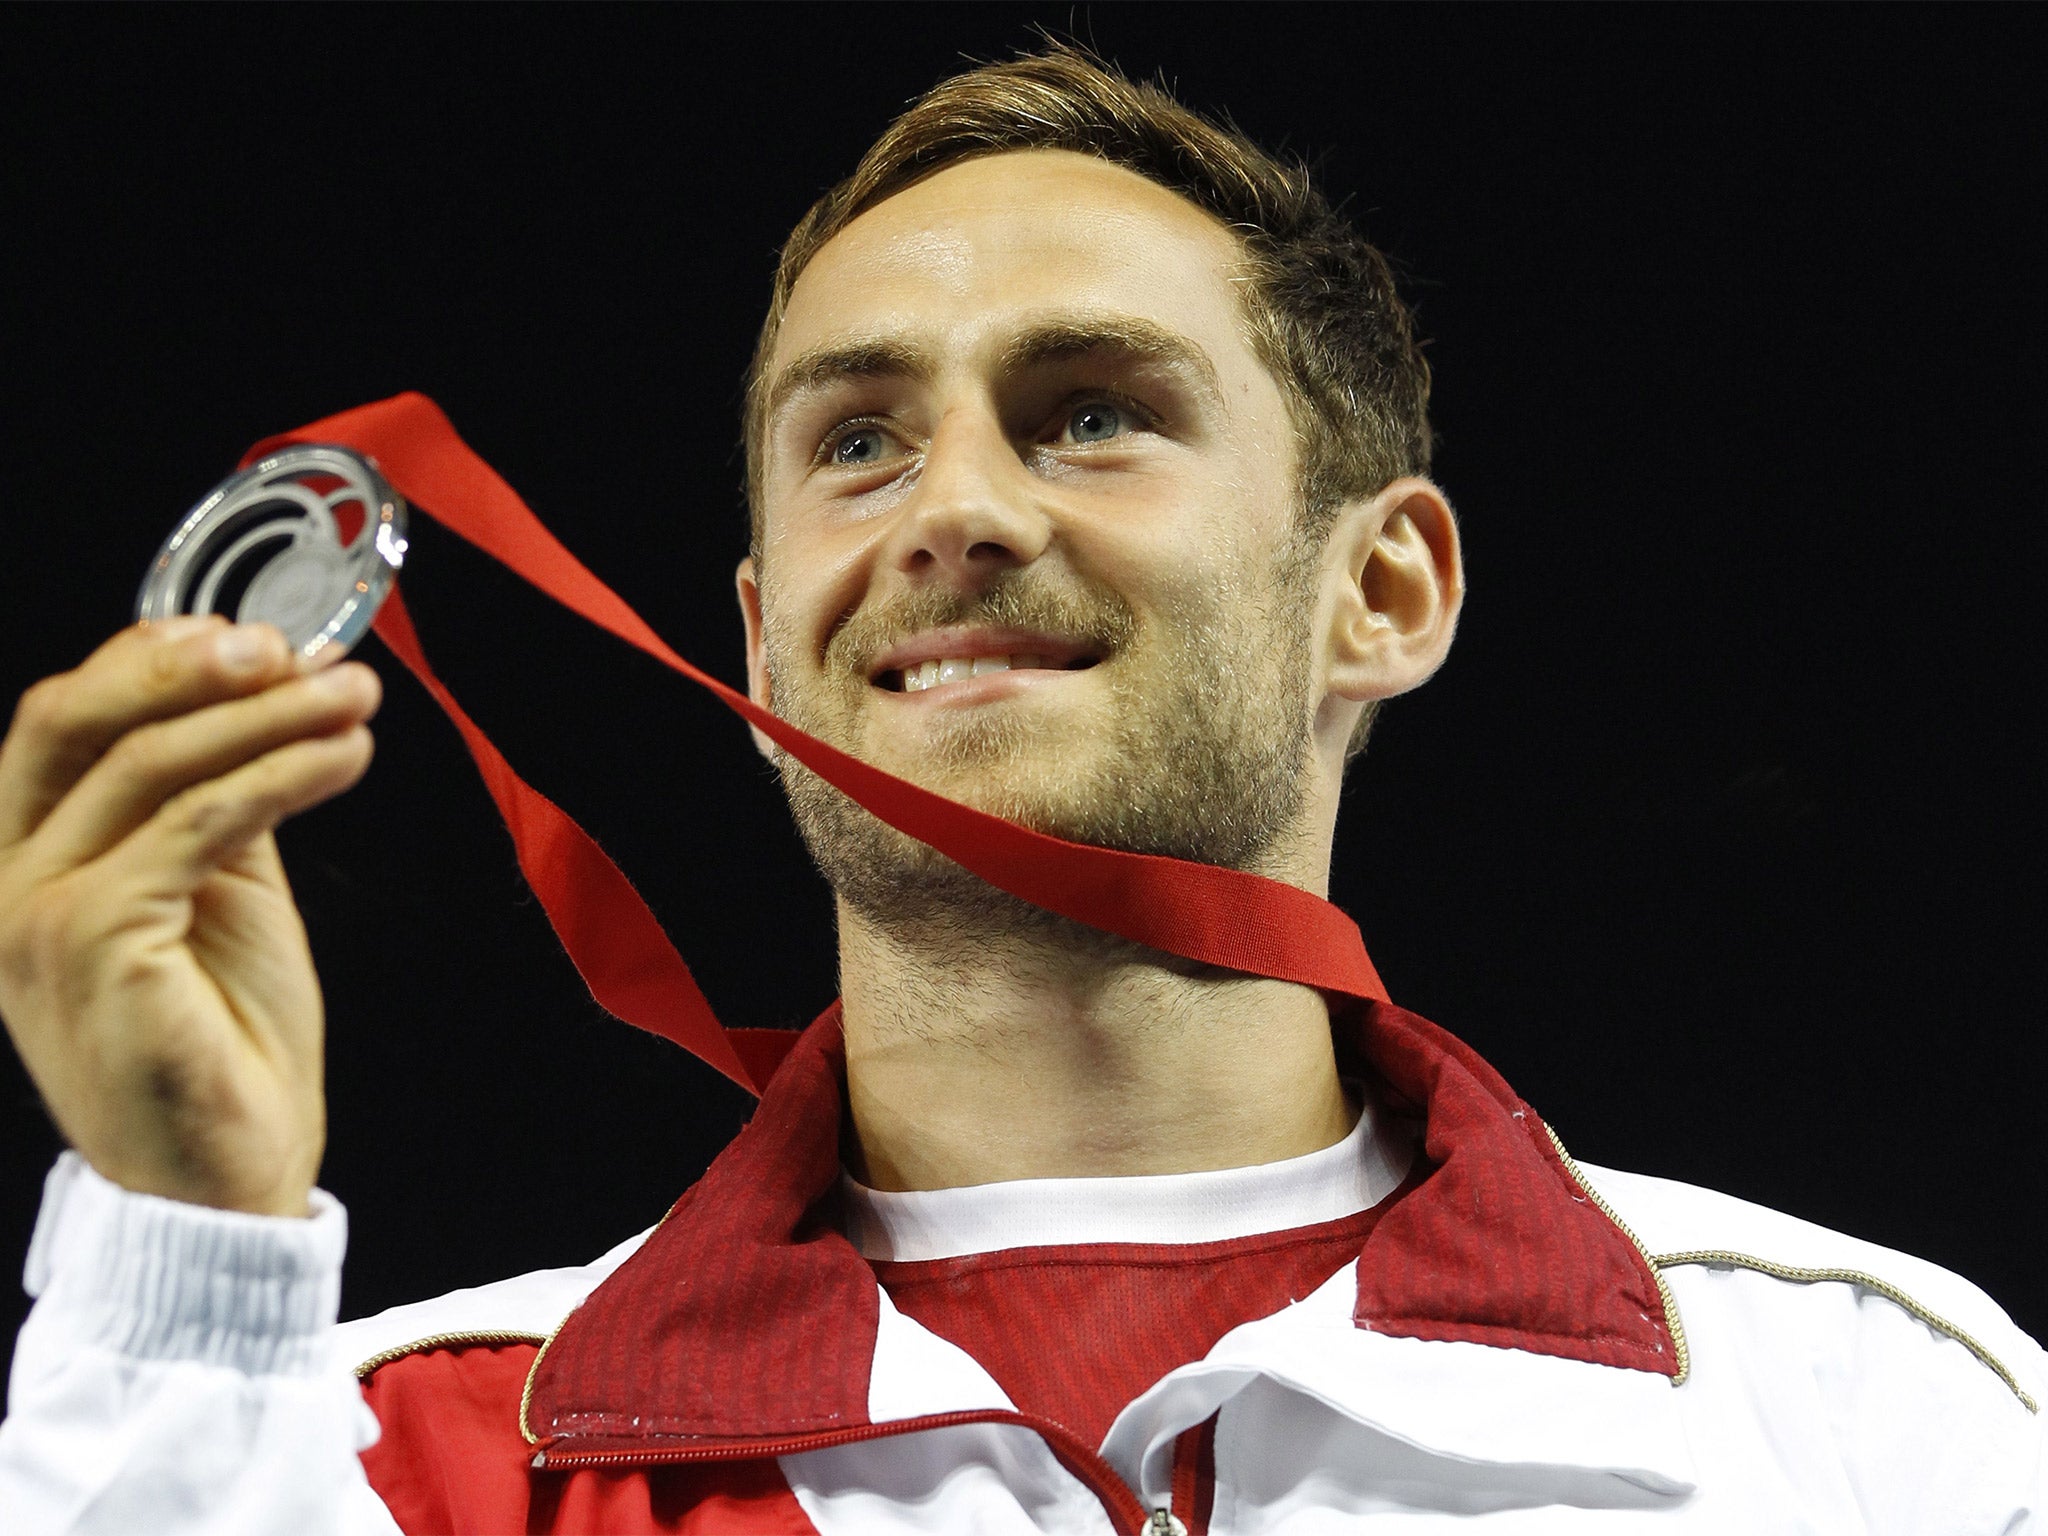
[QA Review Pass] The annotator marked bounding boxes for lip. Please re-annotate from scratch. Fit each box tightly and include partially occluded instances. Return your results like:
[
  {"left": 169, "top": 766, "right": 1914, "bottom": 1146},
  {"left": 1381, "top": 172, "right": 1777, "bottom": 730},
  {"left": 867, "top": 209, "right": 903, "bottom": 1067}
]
[{"left": 866, "top": 626, "right": 1097, "bottom": 686}]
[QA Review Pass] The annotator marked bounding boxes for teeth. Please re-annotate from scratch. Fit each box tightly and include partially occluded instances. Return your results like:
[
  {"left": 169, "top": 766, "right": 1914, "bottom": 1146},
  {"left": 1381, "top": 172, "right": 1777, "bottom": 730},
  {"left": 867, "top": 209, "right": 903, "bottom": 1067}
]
[{"left": 898, "top": 654, "right": 1046, "bottom": 692}]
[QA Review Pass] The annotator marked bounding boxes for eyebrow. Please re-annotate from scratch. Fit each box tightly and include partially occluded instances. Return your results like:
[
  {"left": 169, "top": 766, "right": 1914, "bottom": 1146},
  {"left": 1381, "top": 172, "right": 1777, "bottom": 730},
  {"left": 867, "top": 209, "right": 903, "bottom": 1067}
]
[
  {"left": 763, "top": 314, "right": 1225, "bottom": 433},
  {"left": 763, "top": 339, "right": 935, "bottom": 431},
  {"left": 995, "top": 317, "right": 1224, "bottom": 408}
]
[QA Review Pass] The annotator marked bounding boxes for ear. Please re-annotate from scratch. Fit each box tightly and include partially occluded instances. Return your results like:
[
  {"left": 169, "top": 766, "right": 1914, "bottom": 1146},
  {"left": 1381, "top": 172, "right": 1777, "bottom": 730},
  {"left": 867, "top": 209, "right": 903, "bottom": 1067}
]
[
  {"left": 734, "top": 557, "right": 780, "bottom": 763},
  {"left": 1319, "top": 477, "right": 1464, "bottom": 708}
]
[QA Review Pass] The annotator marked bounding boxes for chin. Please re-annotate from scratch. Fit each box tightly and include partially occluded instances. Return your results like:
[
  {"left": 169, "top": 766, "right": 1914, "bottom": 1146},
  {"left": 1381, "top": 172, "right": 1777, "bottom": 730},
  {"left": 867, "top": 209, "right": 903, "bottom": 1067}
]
[{"left": 865, "top": 707, "right": 1100, "bottom": 788}]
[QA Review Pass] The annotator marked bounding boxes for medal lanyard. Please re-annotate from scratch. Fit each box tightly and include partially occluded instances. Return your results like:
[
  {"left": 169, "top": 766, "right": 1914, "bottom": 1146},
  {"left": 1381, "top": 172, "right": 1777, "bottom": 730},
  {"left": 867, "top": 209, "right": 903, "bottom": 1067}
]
[{"left": 243, "top": 391, "right": 1388, "bottom": 1095}]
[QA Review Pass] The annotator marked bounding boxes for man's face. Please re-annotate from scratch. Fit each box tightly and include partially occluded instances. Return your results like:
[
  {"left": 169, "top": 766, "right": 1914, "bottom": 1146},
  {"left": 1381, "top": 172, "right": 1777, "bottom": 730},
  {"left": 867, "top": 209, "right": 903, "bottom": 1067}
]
[{"left": 747, "top": 149, "right": 1323, "bottom": 924}]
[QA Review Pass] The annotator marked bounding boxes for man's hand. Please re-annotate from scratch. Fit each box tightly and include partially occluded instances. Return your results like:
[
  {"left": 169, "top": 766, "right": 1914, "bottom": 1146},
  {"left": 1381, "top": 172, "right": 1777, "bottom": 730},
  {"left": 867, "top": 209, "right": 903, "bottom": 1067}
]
[{"left": 0, "top": 617, "right": 380, "bottom": 1217}]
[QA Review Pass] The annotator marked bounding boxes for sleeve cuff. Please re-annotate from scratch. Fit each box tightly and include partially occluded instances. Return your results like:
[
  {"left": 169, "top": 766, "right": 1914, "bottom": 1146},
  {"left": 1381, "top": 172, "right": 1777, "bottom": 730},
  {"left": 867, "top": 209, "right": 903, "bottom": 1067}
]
[{"left": 21, "top": 1152, "right": 348, "bottom": 1377}]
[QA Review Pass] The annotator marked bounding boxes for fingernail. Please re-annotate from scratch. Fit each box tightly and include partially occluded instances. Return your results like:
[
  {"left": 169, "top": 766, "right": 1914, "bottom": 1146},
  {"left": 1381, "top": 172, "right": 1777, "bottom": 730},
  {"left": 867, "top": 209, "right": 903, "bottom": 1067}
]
[
  {"left": 217, "top": 626, "right": 276, "bottom": 672},
  {"left": 309, "top": 661, "right": 372, "bottom": 697}
]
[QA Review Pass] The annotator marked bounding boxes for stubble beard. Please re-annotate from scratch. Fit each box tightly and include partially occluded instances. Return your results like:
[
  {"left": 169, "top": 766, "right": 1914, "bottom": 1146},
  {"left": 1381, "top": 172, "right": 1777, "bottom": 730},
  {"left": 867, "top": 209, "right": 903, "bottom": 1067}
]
[{"left": 759, "top": 552, "right": 1319, "bottom": 950}]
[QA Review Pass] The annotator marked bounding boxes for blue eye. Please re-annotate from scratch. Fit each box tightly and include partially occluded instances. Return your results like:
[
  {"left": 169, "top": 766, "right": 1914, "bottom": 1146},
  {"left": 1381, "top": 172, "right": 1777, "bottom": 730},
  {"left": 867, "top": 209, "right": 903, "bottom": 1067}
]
[
  {"left": 832, "top": 426, "right": 892, "bottom": 465},
  {"left": 1065, "top": 401, "right": 1124, "bottom": 443}
]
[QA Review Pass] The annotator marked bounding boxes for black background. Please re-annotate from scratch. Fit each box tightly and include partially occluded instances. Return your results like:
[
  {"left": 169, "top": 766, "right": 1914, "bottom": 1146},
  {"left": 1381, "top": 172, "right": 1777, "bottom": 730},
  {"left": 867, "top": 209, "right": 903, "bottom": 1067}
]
[{"left": 2, "top": 5, "right": 2042, "bottom": 1393}]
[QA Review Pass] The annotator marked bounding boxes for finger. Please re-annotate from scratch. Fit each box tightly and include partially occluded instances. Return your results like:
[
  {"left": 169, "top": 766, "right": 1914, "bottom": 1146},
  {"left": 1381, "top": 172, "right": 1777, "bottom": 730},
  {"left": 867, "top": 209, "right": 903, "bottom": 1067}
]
[
  {"left": 100, "top": 724, "right": 376, "bottom": 900},
  {"left": 19, "top": 662, "right": 382, "bottom": 879},
  {"left": 0, "top": 619, "right": 299, "bottom": 848}
]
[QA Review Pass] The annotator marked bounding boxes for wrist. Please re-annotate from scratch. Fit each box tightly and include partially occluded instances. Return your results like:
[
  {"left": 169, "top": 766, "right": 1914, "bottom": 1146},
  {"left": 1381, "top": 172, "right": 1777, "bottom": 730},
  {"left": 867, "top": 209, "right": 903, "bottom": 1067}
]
[{"left": 24, "top": 1151, "right": 347, "bottom": 1375}]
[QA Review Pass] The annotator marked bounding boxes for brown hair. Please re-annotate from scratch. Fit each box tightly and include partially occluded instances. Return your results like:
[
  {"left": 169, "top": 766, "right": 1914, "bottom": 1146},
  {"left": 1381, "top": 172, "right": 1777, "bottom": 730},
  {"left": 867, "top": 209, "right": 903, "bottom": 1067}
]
[{"left": 744, "top": 44, "right": 1433, "bottom": 755}]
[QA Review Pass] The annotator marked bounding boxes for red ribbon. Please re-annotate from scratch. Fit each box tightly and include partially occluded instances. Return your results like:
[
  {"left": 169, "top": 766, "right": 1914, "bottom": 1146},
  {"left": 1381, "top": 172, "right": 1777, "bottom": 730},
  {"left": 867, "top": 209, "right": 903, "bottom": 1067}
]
[{"left": 243, "top": 392, "right": 1388, "bottom": 1095}]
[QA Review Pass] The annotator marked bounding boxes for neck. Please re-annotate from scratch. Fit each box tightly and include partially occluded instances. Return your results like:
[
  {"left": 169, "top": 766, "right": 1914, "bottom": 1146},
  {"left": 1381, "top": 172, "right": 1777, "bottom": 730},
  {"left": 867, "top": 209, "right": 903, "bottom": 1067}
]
[{"left": 837, "top": 893, "right": 1353, "bottom": 1192}]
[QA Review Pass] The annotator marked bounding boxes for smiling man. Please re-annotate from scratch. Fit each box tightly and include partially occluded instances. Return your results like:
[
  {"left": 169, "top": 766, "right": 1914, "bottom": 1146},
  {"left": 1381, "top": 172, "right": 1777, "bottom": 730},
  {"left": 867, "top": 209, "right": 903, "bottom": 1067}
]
[
  {"left": 1, "top": 46, "right": 2043, "bottom": 1535},
  {"left": 742, "top": 145, "right": 1421, "bottom": 1197}
]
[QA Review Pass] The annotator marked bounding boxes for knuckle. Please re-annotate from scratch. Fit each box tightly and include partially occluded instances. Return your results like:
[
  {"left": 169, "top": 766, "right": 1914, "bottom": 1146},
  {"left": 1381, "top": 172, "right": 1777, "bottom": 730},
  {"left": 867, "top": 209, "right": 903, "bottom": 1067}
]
[
  {"left": 171, "top": 775, "right": 266, "bottom": 847},
  {"left": 168, "top": 778, "right": 230, "bottom": 838},
  {"left": 140, "top": 636, "right": 194, "bottom": 698},
  {"left": 107, "top": 722, "right": 174, "bottom": 785},
  {"left": 11, "top": 674, "right": 77, "bottom": 747}
]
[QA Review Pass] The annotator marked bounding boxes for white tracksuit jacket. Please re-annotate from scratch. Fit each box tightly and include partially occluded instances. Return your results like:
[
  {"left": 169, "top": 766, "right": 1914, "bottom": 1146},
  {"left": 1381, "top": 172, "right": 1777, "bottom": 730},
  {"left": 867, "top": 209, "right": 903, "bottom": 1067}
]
[{"left": 3, "top": 1002, "right": 2043, "bottom": 1533}]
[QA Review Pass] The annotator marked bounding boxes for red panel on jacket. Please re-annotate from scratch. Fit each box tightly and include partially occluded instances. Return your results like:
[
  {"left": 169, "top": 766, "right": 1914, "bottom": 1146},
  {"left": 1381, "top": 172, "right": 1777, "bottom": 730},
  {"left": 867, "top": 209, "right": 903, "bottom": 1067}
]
[
  {"left": 526, "top": 1001, "right": 1677, "bottom": 1462},
  {"left": 875, "top": 1204, "right": 1398, "bottom": 1450},
  {"left": 359, "top": 1343, "right": 815, "bottom": 1533},
  {"left": 528, "top": 1013, "right": 880, "bottom": 1451}
]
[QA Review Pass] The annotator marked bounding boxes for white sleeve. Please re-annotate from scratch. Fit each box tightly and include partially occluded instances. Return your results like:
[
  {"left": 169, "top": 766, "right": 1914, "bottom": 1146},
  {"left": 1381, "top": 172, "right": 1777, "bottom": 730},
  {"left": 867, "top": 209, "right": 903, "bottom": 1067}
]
[{"left": 0, "top": 1154, "right": 402, "bottom": 1536}]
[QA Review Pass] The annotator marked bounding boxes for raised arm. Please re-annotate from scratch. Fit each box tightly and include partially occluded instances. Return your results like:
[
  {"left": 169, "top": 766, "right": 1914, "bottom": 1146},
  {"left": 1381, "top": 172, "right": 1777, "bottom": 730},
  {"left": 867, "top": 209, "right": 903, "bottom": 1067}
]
[{"left": 0, "top": 617, "right": 399, "bottom": 1532}]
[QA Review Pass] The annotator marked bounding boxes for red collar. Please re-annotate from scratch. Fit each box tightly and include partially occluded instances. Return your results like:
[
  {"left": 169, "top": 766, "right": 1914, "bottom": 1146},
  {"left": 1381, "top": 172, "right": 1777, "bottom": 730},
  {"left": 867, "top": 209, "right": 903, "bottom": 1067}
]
[{"left": 525, "top": 1000, "right": 1676, "bottom": 1455}]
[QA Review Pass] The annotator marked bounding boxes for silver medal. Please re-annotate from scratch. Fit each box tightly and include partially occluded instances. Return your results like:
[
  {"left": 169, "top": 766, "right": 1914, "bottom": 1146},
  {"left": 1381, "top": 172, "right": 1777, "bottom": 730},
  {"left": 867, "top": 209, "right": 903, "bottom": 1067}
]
[{"left": 136, "top": 444, "right": 407, "bottom": 666}]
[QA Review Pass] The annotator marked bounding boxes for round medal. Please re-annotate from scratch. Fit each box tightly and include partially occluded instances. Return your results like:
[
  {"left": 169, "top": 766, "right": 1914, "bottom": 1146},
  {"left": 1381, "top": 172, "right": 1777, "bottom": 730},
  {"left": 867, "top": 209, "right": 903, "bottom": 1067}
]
[{"left": 136, "top": 444, "right": 407, "bottom": 665}]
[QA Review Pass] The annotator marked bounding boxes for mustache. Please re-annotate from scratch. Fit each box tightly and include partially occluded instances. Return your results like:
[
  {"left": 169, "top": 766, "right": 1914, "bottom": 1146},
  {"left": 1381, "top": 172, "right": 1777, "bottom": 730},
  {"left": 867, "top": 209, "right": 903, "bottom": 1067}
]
[{"left": 825, "top": 571, "right": 1138, "bottom": 679}]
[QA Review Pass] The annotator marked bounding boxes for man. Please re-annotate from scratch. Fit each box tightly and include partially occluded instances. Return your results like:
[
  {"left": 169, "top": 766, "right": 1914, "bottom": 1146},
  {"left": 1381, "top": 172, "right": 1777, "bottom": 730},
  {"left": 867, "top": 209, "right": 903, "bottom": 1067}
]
[{"left": 0, "top": 45, "right": 2041, "bottom": 1534}]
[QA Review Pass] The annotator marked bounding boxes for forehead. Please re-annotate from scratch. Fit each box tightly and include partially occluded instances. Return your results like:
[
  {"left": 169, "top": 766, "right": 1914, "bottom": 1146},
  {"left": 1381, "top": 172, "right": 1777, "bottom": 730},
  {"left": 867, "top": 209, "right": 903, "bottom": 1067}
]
[{"left": 773, "top": 149, "right": 1255, "bottom": 377}]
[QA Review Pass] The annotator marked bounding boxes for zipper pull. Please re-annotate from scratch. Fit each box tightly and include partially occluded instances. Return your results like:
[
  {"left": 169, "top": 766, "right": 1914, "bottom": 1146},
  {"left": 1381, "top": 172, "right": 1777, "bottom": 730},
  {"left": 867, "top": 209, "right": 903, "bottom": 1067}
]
[{"left": 1146, "top": 1510, "right": 1188, "bottom": 1536}]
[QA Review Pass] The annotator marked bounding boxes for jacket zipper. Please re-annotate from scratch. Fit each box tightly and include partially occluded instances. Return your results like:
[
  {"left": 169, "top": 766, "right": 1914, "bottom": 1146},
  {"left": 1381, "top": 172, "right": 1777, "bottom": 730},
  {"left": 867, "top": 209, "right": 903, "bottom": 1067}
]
[
  {"left": 1544, "top": 1132, "right": 2036, "bottom": 1412},
  {"left": 353, "top": 1329, "right": 547, "bottom": 1381},
  {"left": 533, "top": 1407, "right": 1157, "bottom": 1534},
  {"left": 1652, "top": 1250, "right": 2037, "bottom": 1411},
  {"left": 1160, "top": 1413, "right": 1213, "bottom": 1536},
  {"left": 1542, "top": 1122, "right": 1692, "bottom": 1383}
]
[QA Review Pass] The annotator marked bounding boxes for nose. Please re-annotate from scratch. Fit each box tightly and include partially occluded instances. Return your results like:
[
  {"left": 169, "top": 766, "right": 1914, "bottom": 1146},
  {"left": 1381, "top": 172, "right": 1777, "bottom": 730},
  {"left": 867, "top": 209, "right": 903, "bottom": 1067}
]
[{"left": 884, "top": 407, "right": 1051, "bottom": 586}]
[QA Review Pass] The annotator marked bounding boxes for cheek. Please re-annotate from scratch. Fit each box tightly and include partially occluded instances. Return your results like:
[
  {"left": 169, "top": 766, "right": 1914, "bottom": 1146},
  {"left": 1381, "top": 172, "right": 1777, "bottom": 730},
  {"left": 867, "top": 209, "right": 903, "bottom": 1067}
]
[
  {"left": 760, "top": 524, "right": 877, "bottom": 660},
  {"left": 753, "top": 597, "right": 805, "bottom": 703},
  {"left": 1109, "top": 437, "right": 1296, "bottom": 576},
  {"left": 754, "top": 570, "right": 833, "bottom": 697},
  {"left": 1112, "top": 508, "right": 1272, "bottom": 622}
]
